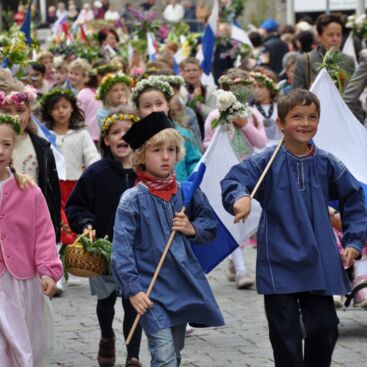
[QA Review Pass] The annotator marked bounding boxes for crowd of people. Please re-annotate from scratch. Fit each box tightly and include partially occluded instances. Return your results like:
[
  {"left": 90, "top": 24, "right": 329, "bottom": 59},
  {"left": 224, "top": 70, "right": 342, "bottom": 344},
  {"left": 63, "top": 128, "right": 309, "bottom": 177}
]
[{"left": 1, "top": 1, "right": 367, "bottom": 366}]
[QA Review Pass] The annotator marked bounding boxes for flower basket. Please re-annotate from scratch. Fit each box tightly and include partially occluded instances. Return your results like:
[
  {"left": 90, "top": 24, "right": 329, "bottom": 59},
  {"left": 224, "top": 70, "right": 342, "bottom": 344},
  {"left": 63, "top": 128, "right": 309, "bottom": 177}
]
[{"left": 63, "top": 234, "right": 112, "bottom": 278}]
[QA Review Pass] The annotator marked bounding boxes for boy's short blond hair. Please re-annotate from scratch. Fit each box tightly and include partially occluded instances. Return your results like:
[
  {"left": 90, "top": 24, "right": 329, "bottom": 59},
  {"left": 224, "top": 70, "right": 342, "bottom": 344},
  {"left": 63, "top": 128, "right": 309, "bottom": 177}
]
[
  {"left": 68, "top": 58, "right": 91, "bottom": 79},
  {"left": 132, "top": 128, "right": 185, "bottom": 172},
  {"left": 37, "top": 50, "right": 54, "bottom": 63},
  {"left": 54, "top": 56, "right": 68, "bottom": 72}
]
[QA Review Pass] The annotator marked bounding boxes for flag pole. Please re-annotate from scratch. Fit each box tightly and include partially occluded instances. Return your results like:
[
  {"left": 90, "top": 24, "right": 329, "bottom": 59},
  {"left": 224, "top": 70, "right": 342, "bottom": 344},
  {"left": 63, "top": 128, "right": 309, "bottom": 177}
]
[
  {"left": 250, "top": 137, "right": 284, "bottom": 199},
  {"left": 125, "top": 207, "right": 186, "bottom": 346}
]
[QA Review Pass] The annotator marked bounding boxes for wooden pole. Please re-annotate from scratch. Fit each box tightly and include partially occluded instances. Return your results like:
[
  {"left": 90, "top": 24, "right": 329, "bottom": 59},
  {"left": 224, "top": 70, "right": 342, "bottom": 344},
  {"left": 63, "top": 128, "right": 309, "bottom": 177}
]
[
  {"left": 126, "top": 207, "right": 186, "bottom": 345},
  {"left": 250, "top": 138, "right": 284, "bottom": 199}
]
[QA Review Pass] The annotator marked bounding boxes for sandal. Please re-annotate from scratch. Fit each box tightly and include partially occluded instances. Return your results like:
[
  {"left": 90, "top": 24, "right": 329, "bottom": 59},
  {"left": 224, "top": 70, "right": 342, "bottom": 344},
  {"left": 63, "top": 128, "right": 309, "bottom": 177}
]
[
  {"left": 125, "top": 356, "right": 142, "bottom": 367},
  {"left": 98, "top": 336, "right": 116, "bottom": 367}
]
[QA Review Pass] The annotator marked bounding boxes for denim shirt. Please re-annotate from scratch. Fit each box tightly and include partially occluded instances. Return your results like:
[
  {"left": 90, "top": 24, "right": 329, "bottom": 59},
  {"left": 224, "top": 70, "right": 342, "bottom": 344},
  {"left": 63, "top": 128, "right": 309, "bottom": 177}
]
[
  {"left": 221, "top": 145, "right": 367, "bottom": 295},
  {"left": 112, "top": 183, "right": 224, "bottom": 335}
]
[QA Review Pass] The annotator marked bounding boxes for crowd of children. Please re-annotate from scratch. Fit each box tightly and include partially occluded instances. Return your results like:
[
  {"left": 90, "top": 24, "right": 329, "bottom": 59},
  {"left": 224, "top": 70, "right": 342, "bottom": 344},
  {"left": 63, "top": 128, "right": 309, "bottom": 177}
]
[{"left": 1, "top": 5, "right": 367, "bottom": 367}]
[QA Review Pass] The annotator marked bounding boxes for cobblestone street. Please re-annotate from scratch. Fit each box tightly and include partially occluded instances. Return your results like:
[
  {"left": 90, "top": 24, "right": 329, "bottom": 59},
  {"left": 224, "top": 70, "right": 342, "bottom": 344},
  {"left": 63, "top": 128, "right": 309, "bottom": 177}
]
[{"left": 50, "top": 247, "right": 367, "bottom": 367}]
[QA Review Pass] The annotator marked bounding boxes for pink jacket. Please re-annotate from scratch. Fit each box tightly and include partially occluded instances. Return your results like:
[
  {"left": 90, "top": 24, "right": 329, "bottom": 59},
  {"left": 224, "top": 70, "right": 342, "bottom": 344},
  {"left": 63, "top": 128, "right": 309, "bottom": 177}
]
[
  {"left": 0, "top": 177, "right": 63, "bottom": 281},
  {"left": 77, "top": 87, "right": 103, "bottom": 142},
  {"left": 203, "top": 107, "right": 268, "bottom": 150}
]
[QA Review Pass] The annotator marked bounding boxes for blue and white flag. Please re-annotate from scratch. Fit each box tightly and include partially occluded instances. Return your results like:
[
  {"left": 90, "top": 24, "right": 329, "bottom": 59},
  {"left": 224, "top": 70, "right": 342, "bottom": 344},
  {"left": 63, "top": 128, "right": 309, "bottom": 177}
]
[
  {"left": 147, "top": 32, "right": 156, "bottom": 62},
  {"left": 200, "top": 0, "right": 219, "bottom": 75},
  {"left": 20, "top": 0, "right": 33, "bottom": 46},
  {"left": 310, "top": 68, "right": 367, "bottom": 199},
  {"left": 231, "top": 22, "right": 253, "bottom": 47},
  {"left": 32, "top": 114, "right": 66, "bottom": 180},
  {"left": 190, "top": 125, "right": 261, "bottom": 273}
]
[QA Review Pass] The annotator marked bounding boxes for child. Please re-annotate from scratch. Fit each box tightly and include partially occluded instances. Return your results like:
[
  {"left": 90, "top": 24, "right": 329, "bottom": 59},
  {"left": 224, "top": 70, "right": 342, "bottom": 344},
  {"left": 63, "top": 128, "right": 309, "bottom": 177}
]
[
  {"left": 130, "top": 76, "right": 201, "bottom": 181},
  {"left": 37, "top": 50, "right": 55, "bottom": 87},
  {"left": 40, "top": 89, "right": 100, "bottom": 246},
  {"left": 0, "top": 76, "right": 61, "bottom": 245},
  {"left": 203, "top": 69, "right": 268, "bottom": 289},
  {"left": 250, "top": 68, "right": 282, "bottom": 146},
  {"left": 67, "top": 58, "right": 91, "bottom": 95},
  {"left": 66, "top": 109, "right": 142, "bottom": 367},
  {"left": 96, "top": 72, "right": 133, "bottom": 127},
  {"left": 221, "top": 89, "right": 367, "bottom": 367},
  {"left": 30, "top": 63, "right": 49, "bottom": 97},
  {"left": 0, "top": 113, "right": 63, "bottom": 366},
  {"left": 53, "top": 56, "right": 69, "bottom": 89},
  {"left": 112, "top": 111, "right": 224, "bottom": 367}
]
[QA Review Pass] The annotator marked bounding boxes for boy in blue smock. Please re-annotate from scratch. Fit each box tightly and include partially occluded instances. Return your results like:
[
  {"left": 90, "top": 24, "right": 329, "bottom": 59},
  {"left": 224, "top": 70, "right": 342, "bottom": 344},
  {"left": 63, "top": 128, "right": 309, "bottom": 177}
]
[
  {"left": 112, "top": 111, "right": 224, "bottom": 367},
  {"left": 221, "top": 89, "right": 367, "bottom": 367}
]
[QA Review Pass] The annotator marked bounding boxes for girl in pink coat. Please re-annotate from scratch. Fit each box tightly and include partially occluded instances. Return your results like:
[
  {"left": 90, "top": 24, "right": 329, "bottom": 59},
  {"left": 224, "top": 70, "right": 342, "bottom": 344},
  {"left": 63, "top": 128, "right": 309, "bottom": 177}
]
[{"left": 0, "top": 113, "right": 63, "bottom": 366}]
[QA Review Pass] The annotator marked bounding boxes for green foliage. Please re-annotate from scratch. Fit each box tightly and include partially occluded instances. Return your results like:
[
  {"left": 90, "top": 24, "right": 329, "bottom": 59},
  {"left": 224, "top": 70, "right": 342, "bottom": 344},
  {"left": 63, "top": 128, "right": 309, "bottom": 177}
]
[{"left": 318, "top": 49, "right": 350, "bottom": 93}]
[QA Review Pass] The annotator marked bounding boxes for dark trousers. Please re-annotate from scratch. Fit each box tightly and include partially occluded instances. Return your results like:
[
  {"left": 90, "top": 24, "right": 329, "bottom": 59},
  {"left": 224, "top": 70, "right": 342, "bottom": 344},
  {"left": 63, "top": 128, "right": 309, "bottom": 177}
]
[
  {"left": 97, "top": 291, "right": 142, "bottom": 359},
  {"left": 264, "top": 293, "right": 339, "bottom": 367}
]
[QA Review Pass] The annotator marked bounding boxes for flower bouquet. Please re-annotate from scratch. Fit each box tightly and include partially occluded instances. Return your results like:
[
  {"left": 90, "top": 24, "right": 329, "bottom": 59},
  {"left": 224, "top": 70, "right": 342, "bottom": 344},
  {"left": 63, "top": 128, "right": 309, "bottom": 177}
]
[
  {"left": 346, "top": 14, "right": 367, "bottom": 39},
  {"left": 317, "top": 48, "right": 349, "bottom": 93},
  {"left": 211, "top": 89, "right": 251, "bottom": 128}
]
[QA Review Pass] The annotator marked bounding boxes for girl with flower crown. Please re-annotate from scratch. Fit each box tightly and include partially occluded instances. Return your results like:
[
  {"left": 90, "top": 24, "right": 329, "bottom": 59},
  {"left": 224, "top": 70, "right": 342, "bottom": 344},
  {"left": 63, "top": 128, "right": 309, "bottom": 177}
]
[
  {"left": 0, "top": 113, "right": 63, "bottom": 366},
  {"left": 0, "top": 75, "right": 61, "bottom": 247},
  {"left": 202, "top": 69, "right": 268, "bottom": 290},
  {"left": 250, "top": 67, "right": 283, "bottom": 146},
  {"left": 96, "top": 72, "right": 134, "bottom": 128},
  {"left": 65, "top": 108, "right": 143, "bottom": 367},
  {"left": 130, "top": 76, "right": 202, "bottom": 181},
  {"left": 40, "top": 89, "right": 100, "bottom": 248}
]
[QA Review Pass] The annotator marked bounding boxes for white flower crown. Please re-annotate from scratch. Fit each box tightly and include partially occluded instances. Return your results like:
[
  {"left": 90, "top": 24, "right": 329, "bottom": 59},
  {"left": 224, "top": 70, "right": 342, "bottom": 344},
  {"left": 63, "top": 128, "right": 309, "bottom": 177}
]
[{"left": 130, "top": 76, "right": 174, "bottom": 107}]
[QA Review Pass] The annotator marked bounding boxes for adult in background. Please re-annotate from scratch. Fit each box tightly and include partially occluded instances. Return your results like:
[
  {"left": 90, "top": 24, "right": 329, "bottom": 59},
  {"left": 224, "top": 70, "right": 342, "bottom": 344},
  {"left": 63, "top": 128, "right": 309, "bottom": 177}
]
[
  {"left": 292, "top": 13, "right": 355, "bottom": 90},
  {"left": 259, "top": 19, "right": 289, "bottom": 74},
  {"left": 180, "top": 57, "right": 217, "bottom": 140}
]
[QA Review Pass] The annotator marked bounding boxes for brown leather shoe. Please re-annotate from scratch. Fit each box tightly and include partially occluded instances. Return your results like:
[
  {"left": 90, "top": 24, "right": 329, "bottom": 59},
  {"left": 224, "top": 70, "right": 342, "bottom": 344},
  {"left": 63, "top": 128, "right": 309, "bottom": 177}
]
[
  {"left": 125, "top": 356, "right": 142, "bottom": 367},
  {"left": 98, "top": 336, "right": 116, "bottom": 367}
]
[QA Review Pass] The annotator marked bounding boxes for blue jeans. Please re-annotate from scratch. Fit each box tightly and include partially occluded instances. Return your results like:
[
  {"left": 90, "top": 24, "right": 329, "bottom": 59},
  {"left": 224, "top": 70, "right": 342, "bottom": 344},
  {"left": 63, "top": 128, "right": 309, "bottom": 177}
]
[{"left": 147, "top": 325, "right": 186, "bottom": 367}]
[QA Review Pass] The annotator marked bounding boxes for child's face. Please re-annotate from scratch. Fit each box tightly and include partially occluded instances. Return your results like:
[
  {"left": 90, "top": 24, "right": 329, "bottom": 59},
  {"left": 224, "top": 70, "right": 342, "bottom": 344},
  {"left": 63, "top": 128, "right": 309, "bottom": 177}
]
[
  {"left": 181, "top": 63, "right": 201, "bottom": 86},
  {"left": 277, "top": 103, "right": 319, "bottom": 148},
  {"left": 55, "top": 68, "right": 67, "bottom": 83},
  {"left": 138, "top": 90, "right": 169, "bottom": 118},
  {"left": 107, "top": 83, "right": 128, "bottom": 107},
  {"left": 0, "top": 103, "right": 31, "bottom": 131},
  {"left": 30, "top": 70, "right": 44, "bottom": 89},
  {"left": 103, "top": 120, "right": 132, "bottom": 161},
  {"left": 0, "top": 124, "right": 15, "bottom": 177},
  {"left": 254, "top": 82, "right": 271, "bottom": 104},
  {"left": 50, "top": 97, "right": 73, "bottom": 128},
  {"left": 68, "top": 69, "right": 86, "bottom": 89},
  {"left": 143, "top": 140, "right": 177, "bottom": 179},
  {"left": 42, "top": 56, "right": 54, "bottom": 74}
]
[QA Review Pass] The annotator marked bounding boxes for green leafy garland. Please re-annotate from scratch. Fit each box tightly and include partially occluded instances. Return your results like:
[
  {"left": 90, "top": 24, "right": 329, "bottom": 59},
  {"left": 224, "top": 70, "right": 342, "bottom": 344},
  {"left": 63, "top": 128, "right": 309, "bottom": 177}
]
[
  {"left": 96, "top": 73, "right": 133, "bottom": 101},
  {"left": 0, "top": 114, "right": 22, "bottom": 134},
  {"left": 39, "top": 89, "right": 75, "bottom": 108}
]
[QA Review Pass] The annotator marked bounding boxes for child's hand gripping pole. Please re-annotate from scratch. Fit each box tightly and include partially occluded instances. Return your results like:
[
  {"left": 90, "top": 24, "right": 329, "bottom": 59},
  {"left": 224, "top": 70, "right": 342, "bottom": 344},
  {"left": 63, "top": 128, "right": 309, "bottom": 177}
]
[
  {"left": 125, "top": 207, "right": 186, "bottom": 346},
  {"left": 234, "top": 138, "right": 284, "bottom": 223}
]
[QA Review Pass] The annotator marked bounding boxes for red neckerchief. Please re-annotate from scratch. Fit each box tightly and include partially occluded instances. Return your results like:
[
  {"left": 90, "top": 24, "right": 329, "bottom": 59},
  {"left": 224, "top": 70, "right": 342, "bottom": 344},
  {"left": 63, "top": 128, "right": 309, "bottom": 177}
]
[{"left": 136, "top": 171, "right": 177, "bottom": 201}]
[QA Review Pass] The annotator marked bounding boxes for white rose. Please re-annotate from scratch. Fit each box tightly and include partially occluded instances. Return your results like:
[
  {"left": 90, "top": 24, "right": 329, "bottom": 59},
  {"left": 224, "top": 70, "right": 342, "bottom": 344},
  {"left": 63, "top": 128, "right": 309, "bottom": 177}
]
[{"left": 214, "top": 90, "right": 237, "bottom": 111}]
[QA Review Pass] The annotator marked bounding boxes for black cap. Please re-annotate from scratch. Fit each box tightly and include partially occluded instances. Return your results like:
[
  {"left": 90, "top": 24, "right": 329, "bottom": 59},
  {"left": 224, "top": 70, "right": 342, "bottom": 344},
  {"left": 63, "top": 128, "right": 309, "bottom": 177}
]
[{"left": 123, "top": 111, "right": 173, "bottom": 150}]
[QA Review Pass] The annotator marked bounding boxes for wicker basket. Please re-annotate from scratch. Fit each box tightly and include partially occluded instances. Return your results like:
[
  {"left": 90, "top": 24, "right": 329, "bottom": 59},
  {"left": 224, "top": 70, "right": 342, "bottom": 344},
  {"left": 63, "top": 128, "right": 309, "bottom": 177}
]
[{"left": 65, "top": 242, "right": 107, "bottom": 278}]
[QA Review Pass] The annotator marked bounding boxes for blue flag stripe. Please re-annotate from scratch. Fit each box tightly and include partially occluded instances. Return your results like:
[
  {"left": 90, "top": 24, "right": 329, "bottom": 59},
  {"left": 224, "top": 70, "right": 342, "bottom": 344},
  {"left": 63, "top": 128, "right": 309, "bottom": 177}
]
[{"left": 191, "top": 211, "right": 238, "bottom": 273}]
